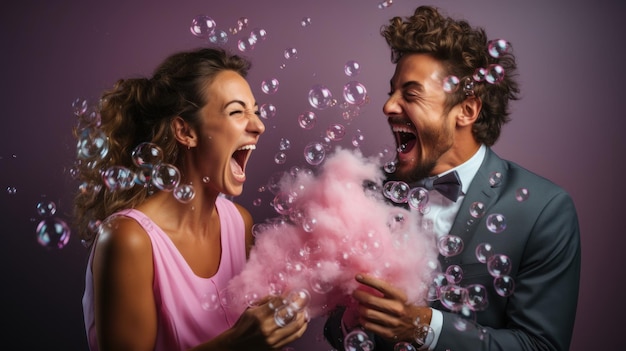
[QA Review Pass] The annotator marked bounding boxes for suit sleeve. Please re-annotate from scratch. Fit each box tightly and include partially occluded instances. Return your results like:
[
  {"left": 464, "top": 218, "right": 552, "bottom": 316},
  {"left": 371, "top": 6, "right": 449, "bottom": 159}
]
[{"left": 435, "top": 191, "right": 581, "bottom": 351}]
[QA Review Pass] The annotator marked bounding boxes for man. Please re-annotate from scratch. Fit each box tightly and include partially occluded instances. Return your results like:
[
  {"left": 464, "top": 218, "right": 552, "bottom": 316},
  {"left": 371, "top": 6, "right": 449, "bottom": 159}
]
[{"left": 325, "top": 6, "right": 580, "bottom": 351}]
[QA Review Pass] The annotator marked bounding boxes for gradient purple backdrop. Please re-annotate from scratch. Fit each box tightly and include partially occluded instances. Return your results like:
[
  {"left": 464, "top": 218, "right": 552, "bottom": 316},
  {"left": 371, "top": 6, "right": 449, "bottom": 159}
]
[{"left": 1, "top": 0, "right": 622, "bottom": 349}]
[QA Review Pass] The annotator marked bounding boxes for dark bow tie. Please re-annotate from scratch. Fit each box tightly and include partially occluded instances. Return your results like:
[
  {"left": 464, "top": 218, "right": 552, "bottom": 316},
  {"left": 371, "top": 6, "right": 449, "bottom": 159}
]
[{"left": 412, "top": 171, "right": 463, "bottom": 202}]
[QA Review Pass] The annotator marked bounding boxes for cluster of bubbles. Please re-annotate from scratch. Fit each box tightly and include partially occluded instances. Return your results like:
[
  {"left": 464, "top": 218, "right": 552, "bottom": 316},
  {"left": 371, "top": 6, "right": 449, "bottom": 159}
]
[
  {"left": 72, "top": 99, "right": 198, "bottom": 209},
  {"left": 442, "top": 39, "right": 511, "bottom": 94},
  {"left": 190, "top": 15, "right": 268, "bottom": 52},
  {"left": 35, "top": 199, "right": 71, "bottom": 249},
  {"left": 343, "top": 320, "right": 434, "bottom": 351},
  {"left": 201, "top": 286, "right": 312, "bottom": 328},
  {"left": 377, "top": 0, "right": 394, "bottom": 9}
]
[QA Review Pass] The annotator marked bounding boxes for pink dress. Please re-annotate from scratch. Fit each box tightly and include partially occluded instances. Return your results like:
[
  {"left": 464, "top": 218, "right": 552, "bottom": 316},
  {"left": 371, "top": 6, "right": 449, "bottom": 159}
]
[{"left": 82, "top": 196, "right": 247, "bottom": 351}]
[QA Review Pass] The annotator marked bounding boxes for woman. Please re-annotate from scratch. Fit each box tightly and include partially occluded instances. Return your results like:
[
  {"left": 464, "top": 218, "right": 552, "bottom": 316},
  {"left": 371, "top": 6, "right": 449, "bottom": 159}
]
[{"left": 74, "top": 47, "right": 308, "bottom": 351}]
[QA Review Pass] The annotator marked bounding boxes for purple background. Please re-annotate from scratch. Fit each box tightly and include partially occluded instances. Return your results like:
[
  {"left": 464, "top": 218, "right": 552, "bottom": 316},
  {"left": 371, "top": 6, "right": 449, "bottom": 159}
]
[{"left": 1, "top": 0, "right": 622, "bottom": 349}]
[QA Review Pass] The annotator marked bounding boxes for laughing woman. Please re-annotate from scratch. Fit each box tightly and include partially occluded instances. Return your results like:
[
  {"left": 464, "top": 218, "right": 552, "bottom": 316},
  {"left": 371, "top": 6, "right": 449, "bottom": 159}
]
[{"left": 74, "top": 47, "right": 308, "bottom": 351}]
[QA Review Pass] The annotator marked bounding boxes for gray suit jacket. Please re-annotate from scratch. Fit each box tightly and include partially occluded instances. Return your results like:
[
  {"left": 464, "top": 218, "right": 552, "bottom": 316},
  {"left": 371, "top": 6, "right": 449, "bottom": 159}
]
[{"left": 325, "top": 148, "right": 581, "bottom": 351}]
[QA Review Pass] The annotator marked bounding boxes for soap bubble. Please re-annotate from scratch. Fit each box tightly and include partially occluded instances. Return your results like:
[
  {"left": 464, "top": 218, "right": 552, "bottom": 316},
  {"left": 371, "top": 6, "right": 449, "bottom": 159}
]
[
  {"left": 261, "top": 78, "right": 279, "bottom": 94},
  {"left": 407, "top": 187, "right": 429, "bottom": 210},
  {"left": 465, "top": 284, "right": 489, "bottom": 311},
  {"left": 152, "top": 163, "right": 181, "bottom": 191},
  {"left": 36, "top": 217, "right": 71, "bottom": 249},
  {"left": 488, "top": 171, "right": 503, "bottom": 187},
  {"left": 442, "top": 75, "right": 460, "bottom": 93},
  {"left": 36, "top": 200, "right": 57, "bottom": 217},
  {"left": 303, "top": 142, "right": 326, "bottom": 165},
  {"left": 237, "top": 37, "right": 255, "bottom": 52},
  {"left": 279, "top": 138, "right": 291, "bottom": 151},
  {"left": 469, "top": 201, "right": 486, "bottom": 218},
  {"left": 344, "top": 60, "right": 361, "bottom": 76},
  {"left": 473, "top": 67, "right": 487, "bottom": 82},
  {"left": 131, "top": 142, "right": 163, "bottom": 168},
  {"left": 301, "top": 17, "right": 312, "bottom": 27},
  {"left": 475, "top": 242, "right": 494, "bottom": 263},
  {"left": 445, "top": 265, "right": 464, "bottom": 284},
  {"left": 326, "top": 123, "right": 346, "bottom": 141},
  {"left": 494, "top": 275, "right": 515, "bottom": 297},
  {"left": 274, "top": 152, "right": 287, "bottom": 165},
  {"left": 298, "top": 111, "right": 317, "bottom": 129},
  {"left": 343, "top": 81, "right": 367, "bottom": 105},
  {"left": 102, "top": 166, "right": 136, "bottom": 191},
  {"left": 274, "top": 304, "right": 296, "bottom": 327},
  {"left": 389, "top": 181, "right": 410, "bottom": 203},
  {"left": 515, "top": 188, "right": 530, "bottom": 202},
  {"left": 259, "top": 103, "right": 277, "bottom": 119},
  {"left": 76, "top": 127, "right": 109, "bottom": 160},
  {"left": 284, "top": 47, "right": 298, "bottom": 59},
  {"left": 437, "top": 235, "right": 464, "bottom": 257},
  {"left": 439, "top": 285, "right": 467, "bottom": 312},
  {"left": 190, "top": 15, "right": 216, "bottom": 38},
  {"left": 173, "top": 184, "right": 195, "bottom": 203},
  {"left": 200, "top": 292, "right": 219, "bottom": 311},
  {"left": 485, "top": 213, "right": 506, "bottom": 233},
  {"left": 344, "top": 329, "right": 375, "bottom": 351},
  {"left": 394, "top": 342, "right": 416, "bottom": 351},
  {"left": 273, "top": 191, "right": 297, "bottom": 215},
  {"left": 285, "top": 288, "right": 311, "bottom": 311},
  {"left": 487, "top": 254, "right": 512, "bottom": 277},
  {"left": 485, "top": 64, "right": 505, "bottom": 84},
  {"left": 352, "top": 130, "right": 365, "bottom": 147},
  {"left": 308, "top": 84, "right": 333, "bottom": 109},
  {"left": 487, "top": 39, "right": 511, "bottom": 58},
  {"left": 208, "top": 29, "right": 228, "bottom": 45},
  {"left": 72, "top": 97, "right": 89, "bottom": 116},
  {"left": 250, "top": 28, "right": 268, "bottom": 42}
]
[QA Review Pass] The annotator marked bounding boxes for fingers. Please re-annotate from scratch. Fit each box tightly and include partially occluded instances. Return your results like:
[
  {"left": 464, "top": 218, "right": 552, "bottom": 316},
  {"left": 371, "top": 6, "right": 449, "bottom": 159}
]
[{"left": 355, "top": 274, "right": 407, "bottom": 301}]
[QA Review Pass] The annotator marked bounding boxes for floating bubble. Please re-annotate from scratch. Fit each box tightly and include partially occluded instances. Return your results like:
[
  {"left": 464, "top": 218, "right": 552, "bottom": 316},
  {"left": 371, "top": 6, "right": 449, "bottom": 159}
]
[
  {"left": 208, "top": 29, "right": 228, "bottom": 45},
  {"left": 485, "top": 64, "right": 505, "bottom": 84},
  {"left": 469, "top": 201, "right": 486, "bottom": 218},
  {"left": 272, "top": 191, "right": 296, "bottom": 215},
  {"left": 173, "top": 184, "right": 195, "bottom": 203},
  {"left": 286, "top": 288, "right": 311, "bottom": 311},
  {"left": 36, "top": 200, "right": 57, "bottom": 217},
  {"left": 200, "top": 292, "right": 220, "bottom": 311},
  {"left": 190, "top": 15, "right": 216, "bottom": 38},
  {"left": 394, "top": 342, "right": 416, "bottom": 351},
  {"left": 485, "top": 213, "right": 506, "bottom": 233},
  {"left": 344, "top": 329, "right": 374, "bottom": 351},
  {"left": 445, "top": 265, "right": 463, "bottom": 284},
  {"left": 237, "top": 37, "right": 255, "bottom": 52},
  {"left": 475, "top": 242, "right": 494, "bottom": 263},
  {"left": 278, "top": 137, "right": 291, "bottom": 151},
  {"left": 515, "top": 188, "right": 530, "bottom": 202},
  {"left": 303, "top": 142, "right": 326, "bottom": 166},
  {"left": 131, "top": 142, "right": 163, "bottom": 168},
  {"left": 442, "top": 75, "right": 460, "bottom": 93},
  {"left": 427, "top": 272, "right": 449, "bottom": 301},
  {"left": 250, "top": 28, "right": 268, "bottom": 42},
  {"left": 389, "top": 181, "right": 410, "bottom": 203},
  {"left": 202, "top": 176, "right": 210, "bottom": 183},
  {"left": 437, "top": 235, "right": 464, "bottom": 257},
  {"left": 463, "top": 78, "right": 475, "bottom": 96},
  {"left": 488, "top": 39, "right": 511, "bottom": 58},
  {"left": 259, "top": 103, "right": 277, "bottom": 119},
  {"left": 352, "top": 130, "right": 365, "bottom": 147},
  {"left": 102, "top": 166, "right": 135, "bottom": 191},
  {"left": 494, "top": 275, "right": 515, "bottom": 297},
  {"left": 72, "top": 97, "right": 89, "bottom": 116},
  {"left": 413, "top": 323, "right": 434, "bottom": 348},
  {"left": 344, "top": 60, "right": 361, "bottom": 76},
  {"left": 488, "top": 171, "right": 503, "bottom": 187},
  {"left": 378, "top": 0, "right": 394, "bottom": 9},
  {"left": 274, "top": 152, "right": 287, "bottom": 165},
  {"left": 36, "top": 217, "right": 71, "bottom": 249},
  {"left": 466, "top": 284, "right": 489, "bottom": 311},
  {"left": 252, "top": 198, "right": 262, "bottom": 207},
  {"left": 487, "top": 254, "right": 512, "bottom": 277},
  {"left": 298, "top": 111, "right": 316, "bottom": 130},
  {"left": 473, "top": 67, "right": 487, "bottom": 82},
  {"left": 407, "top": 187, "right": 429, "bottom": 210},
  {"left": 267, "top": 271, "right": 287, "bottom": 296},
  {"left": 274, "top": 304, "right": 296, "bottom": 327},
  {"left": 342, "top": 104, "right": 361, "bottom": 122},
  {"left": 301, "top": 17, "right": 312, "bottom": 27},
  {"left": 237, "top": 17, "right": 249, "bottom": 30},
  {"left": 439, "top": 285, "right": 467, "bottom": 312},
  {"left": 152, "top": 163, "right": 181, "bottom": 191},
  {"left": 326, "top": 123, "right": 346, "bottom": 141},
  {"left": 383, "top": 161, "right": 396, "bottom": 173},
  {"left": 261, "top": 78, "right": 279, "bottom": 94},
  {"left": 77, "top": 127, "right": 109, "bottom": 160},
  {"left": 284, "top": 47, "right": 298, "bottom": 60},
  {"left": 343, "top": 81, "right": 367, "bottom": 105},
  {"left": 308, "top": 84, "right": 333, "bottom": 110},
  {"left": 302, "top": 217, "right": 317, "bottom": 233}
]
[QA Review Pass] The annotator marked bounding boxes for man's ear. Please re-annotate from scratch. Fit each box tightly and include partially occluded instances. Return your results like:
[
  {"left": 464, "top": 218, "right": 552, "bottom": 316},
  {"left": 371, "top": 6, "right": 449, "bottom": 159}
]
[
  {"left": 457, "top": 96, "right": 482, "bottom": 127},
  {"left": 171, "top": 116, "right": 198, "bottom": 147}
]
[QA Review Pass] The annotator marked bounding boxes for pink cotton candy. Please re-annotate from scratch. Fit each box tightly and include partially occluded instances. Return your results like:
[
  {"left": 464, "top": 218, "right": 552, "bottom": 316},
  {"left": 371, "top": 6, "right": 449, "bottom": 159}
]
[{"left": 227, "top": 148, "right": 439, "bottom": 318}]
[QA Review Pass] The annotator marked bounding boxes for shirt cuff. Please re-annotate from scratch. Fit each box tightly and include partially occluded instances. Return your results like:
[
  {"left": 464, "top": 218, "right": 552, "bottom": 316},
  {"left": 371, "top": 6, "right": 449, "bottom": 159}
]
[{"left": 422, "top": 308, "right": 442, "bottom": 350}]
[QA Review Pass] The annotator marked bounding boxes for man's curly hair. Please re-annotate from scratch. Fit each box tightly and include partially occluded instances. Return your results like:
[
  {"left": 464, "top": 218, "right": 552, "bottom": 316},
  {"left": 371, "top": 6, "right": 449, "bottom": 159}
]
[{"left": 381, "top": 6, "right": 520, "bottom": 146}]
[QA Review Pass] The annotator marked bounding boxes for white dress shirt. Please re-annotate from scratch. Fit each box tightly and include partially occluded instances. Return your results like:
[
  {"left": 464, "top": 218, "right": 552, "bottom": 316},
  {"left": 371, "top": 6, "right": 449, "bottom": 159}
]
[{"left": 418, "top": 144, "right": 486, "bottom": 350}]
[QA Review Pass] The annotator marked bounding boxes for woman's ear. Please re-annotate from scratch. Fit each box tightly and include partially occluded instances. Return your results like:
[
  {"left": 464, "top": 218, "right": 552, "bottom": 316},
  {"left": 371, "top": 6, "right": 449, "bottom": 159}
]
[
  {"left": 171, "top": 116, "right": 198, "bottom": 147},
  {"left": 457, "top": 96, "right": 482, "bottom": 127}
]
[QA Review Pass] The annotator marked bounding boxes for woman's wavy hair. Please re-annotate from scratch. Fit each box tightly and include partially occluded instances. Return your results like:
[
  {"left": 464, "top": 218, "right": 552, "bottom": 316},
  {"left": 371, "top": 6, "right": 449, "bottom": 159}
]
[
  {"left": 381, "top": 6, "right": 520, "bottom": 146},
  {"left": 72, "top": 47, "right": 251, "bottom": 246}
]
